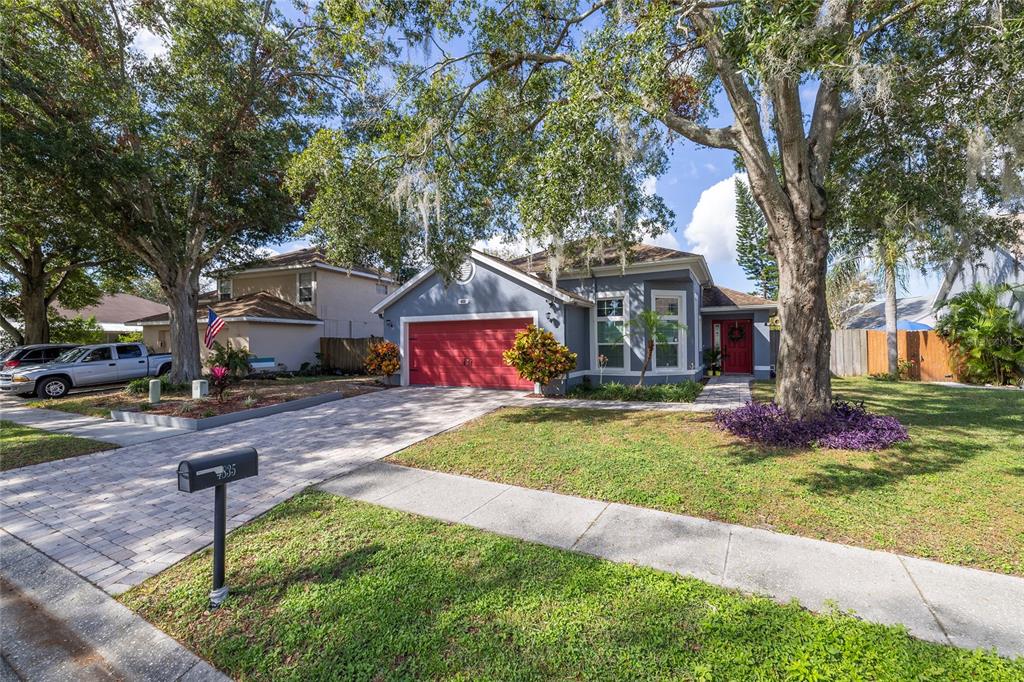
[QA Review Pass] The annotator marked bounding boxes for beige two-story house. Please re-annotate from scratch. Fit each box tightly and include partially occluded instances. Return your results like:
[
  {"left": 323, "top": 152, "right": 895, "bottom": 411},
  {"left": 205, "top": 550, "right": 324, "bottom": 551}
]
[{"left": 132, "top": 248, "right": 396, "bottom": 370}]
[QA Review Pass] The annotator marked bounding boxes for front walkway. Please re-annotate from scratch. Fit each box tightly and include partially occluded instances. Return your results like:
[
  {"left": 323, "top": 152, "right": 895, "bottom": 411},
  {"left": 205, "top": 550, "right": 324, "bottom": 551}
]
[
  {"left": 1, "top": 401, "right": 189, "bottom": 446},
  {"left": 692, "top": 374, "right": 753, "bottom": 408},
  {"left": 320, "top": 462, "right": 1024, "bottom": 658},
  {"left": 0, "top": 387, "right": 526, "bottom": 594}
]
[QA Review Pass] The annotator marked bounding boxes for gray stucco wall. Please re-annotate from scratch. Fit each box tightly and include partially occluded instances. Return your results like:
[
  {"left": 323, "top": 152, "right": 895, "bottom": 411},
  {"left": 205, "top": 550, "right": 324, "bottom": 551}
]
[
  {"left": 378, "top": 259, "right": 571, "bottom": 382},
  {"left": 563, "top": 304, "right": 590, "bottom": 372},
  {"left": 701, "top": 308, "right": 774, "bottom": 380},
  {"left": 558, "top": 269, "right": 701, "bottom": 382},
  {"left": 944, "top": 245, "right": 1024, "bottom": 325},
  {"left": 380, "top": 259, "right": 565, "bottom": 341}
]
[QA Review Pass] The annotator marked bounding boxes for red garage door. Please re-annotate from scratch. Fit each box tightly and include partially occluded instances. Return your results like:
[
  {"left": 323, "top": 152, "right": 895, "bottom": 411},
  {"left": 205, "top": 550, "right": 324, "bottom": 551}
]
[{"left": 408, "top": 318, "right": 534, "bottom": 390}]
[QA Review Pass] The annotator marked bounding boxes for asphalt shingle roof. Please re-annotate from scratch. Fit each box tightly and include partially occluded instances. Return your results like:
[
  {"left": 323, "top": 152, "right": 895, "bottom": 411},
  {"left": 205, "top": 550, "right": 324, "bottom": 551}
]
[
  {"left": 128, "top": 292, "right": 320, "bottom": 324},
  {"left": 701, "top": 286, "right": 776, "bottom": 308},
  {"left": 509, "top": 243, "right": 700, "bottom": 275}
]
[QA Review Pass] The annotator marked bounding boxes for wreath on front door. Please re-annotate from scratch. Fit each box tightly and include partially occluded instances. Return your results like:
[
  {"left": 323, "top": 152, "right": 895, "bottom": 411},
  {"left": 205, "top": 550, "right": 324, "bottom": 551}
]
[{"left": 727, "top": 325, "right": 745, "bottom": 342}]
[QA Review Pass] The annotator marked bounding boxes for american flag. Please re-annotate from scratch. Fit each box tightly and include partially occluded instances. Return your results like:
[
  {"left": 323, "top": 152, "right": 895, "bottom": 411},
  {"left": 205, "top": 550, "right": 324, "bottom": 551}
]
[{"left": 204, "top": 308, "right": 225, "bottom": 349}]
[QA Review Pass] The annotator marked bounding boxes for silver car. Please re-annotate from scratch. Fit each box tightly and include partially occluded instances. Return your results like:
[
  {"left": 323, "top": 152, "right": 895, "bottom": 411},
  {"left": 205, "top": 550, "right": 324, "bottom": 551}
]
[{"left": 0, "top": 343, "right": 173, "bottom": 398}]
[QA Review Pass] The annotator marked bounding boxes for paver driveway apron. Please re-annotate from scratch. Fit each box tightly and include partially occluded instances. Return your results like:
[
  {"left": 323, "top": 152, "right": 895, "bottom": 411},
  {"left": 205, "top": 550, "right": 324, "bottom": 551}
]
[{"left": 0, "top": 387, "right": 524, "bottom": 594}]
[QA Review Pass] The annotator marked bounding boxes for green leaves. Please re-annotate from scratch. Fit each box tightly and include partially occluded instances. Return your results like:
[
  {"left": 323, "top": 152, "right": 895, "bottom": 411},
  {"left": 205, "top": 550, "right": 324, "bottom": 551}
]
[{"left": 935, "top": 284, "right": 1024, "bottom": 386}]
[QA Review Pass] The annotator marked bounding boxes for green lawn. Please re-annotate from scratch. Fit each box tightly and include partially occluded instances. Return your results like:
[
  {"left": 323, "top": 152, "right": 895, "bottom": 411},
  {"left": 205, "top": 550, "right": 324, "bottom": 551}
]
[
  {"left": 120, "top": 492, "right": 1023, "bottom": 680},
  {"left": 0, "top": 420, "right": 114, "bottom": 471},
  {"left": 392, "top": 378, "right": 1024, "bottom": 575}
]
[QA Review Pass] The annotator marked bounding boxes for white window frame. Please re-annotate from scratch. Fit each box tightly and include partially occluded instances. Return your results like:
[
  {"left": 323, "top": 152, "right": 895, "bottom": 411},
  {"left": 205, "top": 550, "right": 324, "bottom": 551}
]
[
  {"left": 592, "top": 291, "right": 629, "bottom": 371},
  {"left": 218, "top": 278, "right": 232, "bottom": 301},
  {"left": 297, "top": 270, "right": 315, "bottom": 305},
  {"left": 650, "top": 289, "right": 686, "bottom": 372}
]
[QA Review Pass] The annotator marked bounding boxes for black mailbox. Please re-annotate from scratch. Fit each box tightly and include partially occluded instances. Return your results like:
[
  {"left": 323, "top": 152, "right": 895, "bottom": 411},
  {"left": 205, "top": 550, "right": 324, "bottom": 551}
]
[
  {"left": 177, "top": 447, "right": 258, "bottom": 608},
  {"left": 178, "top": 448, "right": 258, "bottom": 493}
]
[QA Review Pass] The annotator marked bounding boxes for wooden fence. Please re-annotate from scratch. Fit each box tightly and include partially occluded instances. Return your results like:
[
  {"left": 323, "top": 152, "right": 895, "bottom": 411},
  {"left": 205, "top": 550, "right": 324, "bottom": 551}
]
[
  {"left": 828, "top": 329, "right": 957, "bottom": 380},
  {"left": 319, "top": 336, "right": 382, "bottom": 372},
  {"left": 830, "top": 329, "right": 869, "bottom": 376}
]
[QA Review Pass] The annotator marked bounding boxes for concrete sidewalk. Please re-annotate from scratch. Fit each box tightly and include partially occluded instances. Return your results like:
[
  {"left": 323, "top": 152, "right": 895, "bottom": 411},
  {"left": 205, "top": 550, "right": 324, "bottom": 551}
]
[
  {"left": 320, "top": 462, "right": 1024, "bottom": 659},
  {"left": 0, "top": 530, "right": 226, "bottom": 681},
  {"left": 1, "top": 402, "right": 189, "bottom": 446}
]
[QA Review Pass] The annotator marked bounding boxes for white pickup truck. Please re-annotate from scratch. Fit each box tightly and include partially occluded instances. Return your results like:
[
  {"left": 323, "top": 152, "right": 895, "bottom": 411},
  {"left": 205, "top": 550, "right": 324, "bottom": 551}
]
[{"left": 0, "top": 343, "right": 173, "bottom": 398}]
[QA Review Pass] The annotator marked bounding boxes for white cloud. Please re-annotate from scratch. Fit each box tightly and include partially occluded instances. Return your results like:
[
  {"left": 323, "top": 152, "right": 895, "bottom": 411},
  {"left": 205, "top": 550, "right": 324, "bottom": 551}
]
[
  {"left": 681, "top": 172, "right": 745, "bottom": 263},
  {"left": 645, "top": 229, "right": 685, "bottom": 251},
  {"left": 132, "top": 28, "right": 167, "bottom": 60},
  {"left": 254, "top": 245, "right": 280, "bottom": 258},
  {"left": 640, "top": 175, "right": 657, "bottom": 196}
]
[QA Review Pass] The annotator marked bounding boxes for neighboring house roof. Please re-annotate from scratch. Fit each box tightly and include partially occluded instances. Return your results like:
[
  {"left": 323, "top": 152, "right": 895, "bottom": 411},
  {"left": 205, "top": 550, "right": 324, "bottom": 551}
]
[
  {"left": 54, "top": 294, "right": 168, "bottom": 331},
  {"left": 219, "top": 247, "right": 396, "bottom": 282},
  {"left": 130, "top": 292, "right": 322, "bottom": 325},
  {"left": 844, "top": 296, "right": 936, "bottom": 330},
  {"left": 701, "top": 286, "right": 777, "bottom": 310},
  {"left": 371, "top": 250, "right": 594, "bottom": 314},
  {"left": 509, "top": 243, "right": 702, "bottom": 275}
]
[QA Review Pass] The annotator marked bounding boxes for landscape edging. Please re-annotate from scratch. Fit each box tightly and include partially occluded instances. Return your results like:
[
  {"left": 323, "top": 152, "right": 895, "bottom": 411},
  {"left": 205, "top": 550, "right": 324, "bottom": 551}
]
[{"left": 110, "top": 391, "right": 343, "bottom": 431}]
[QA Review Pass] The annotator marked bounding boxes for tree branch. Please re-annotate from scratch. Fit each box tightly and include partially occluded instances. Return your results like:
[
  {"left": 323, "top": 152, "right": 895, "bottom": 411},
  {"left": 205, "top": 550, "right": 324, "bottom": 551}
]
[
  {"left": 856, "top": 0, "right": 926, "bottom": 45},
  {"left": 0, "top": 314, "right": 25, "bottom": 346},
  {"left": 645, "top": 102, "right": 738, "bottom": 149}
]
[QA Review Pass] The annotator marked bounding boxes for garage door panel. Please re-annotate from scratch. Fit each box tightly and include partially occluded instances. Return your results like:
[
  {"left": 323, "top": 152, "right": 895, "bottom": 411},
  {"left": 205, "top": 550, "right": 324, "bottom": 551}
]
[{"left": 408, "top": 318, "right": 533, "bottom": 390}]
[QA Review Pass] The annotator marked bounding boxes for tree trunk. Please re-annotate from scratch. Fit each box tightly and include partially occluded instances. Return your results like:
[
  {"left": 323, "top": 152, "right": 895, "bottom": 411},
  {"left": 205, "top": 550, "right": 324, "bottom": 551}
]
[
  {"left": 884, "top": 263, "right": 899, "bottom": 378},
  {"left": 21, "top": 278, "right": 50, "bottom": 345},
  {"left": 638, "top": 339, "right": 653, "bottom": 385},
  {"left": 771, "top": 216, "right": 833, "bottom": 421},
  {"left": 162, "top": 273, "right": 202, "bottom": 384}
]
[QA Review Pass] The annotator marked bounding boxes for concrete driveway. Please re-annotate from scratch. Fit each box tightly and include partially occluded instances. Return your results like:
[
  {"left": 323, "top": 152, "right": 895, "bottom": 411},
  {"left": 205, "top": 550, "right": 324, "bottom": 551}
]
[{"left": 0, "top": 387, "right": 525, "bottom": 594}]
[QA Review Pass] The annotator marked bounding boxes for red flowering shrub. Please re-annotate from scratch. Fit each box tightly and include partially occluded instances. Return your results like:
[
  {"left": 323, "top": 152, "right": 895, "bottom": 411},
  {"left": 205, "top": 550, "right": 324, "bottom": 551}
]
[
  {"left": 364, "top": 340, "right": 400, "bottom": 383},
  {"left": 503, "top": 324, "right": 577, "bottom": 387}
]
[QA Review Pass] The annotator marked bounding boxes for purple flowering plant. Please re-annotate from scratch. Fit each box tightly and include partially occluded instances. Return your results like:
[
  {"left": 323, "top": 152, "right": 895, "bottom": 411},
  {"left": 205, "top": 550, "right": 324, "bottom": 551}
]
[{"left": 715, "top": 399, "right": 909, "bottom": 451}]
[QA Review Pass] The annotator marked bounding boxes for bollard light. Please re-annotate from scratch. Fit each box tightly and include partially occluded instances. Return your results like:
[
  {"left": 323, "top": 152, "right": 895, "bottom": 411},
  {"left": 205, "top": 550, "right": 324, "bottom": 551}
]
[{"left": 149, "top": 379, "right": 161, "bottom": 404}]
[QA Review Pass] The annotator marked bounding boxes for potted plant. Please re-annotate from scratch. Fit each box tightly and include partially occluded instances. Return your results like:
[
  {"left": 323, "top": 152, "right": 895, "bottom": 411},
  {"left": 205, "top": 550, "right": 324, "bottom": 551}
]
[{"left": 703, "top": 348, "right": 723, "bottom": 376}]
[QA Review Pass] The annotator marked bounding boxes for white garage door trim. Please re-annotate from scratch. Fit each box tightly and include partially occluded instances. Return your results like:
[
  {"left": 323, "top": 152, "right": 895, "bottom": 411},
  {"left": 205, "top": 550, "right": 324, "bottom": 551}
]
[{"left": 399, "top": 311, "right": 540, "bottom": 392}]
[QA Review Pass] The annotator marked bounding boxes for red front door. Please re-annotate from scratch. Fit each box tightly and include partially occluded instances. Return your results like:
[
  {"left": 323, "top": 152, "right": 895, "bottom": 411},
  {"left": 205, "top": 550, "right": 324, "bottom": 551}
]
[
  {"left": 718, "top": 319, "right": 753, "bottom": 374},
  {"left": 408, "top": 318, "right": 534, "bottom": 390}
]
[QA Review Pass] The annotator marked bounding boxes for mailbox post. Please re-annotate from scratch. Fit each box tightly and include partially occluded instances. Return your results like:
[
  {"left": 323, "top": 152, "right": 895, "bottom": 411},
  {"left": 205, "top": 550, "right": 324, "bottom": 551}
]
[{"left": 178, "top": 447, "right": 258, "bottom": 608}]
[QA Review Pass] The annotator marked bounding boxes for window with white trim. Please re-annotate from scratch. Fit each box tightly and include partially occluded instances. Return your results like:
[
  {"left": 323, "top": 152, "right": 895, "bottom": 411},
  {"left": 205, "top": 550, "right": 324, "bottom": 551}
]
[
  {"left": 653, "top": 295, "right": 682, "bottom": 368},
  {"left": 596, "top": 297, "right": 626, "bottom": 369},
  {"left": 298, "top": 272, "right": 314, "bottom": 303},
  {"left": 218, "top": 279, "right": 232, "bottom": 301}
]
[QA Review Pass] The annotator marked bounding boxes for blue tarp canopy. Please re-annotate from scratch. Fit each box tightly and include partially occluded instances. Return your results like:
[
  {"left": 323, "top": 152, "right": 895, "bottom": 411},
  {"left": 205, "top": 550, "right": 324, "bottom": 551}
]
[{"left": 871, "top": 320, "right": 933, "bottom": 331}]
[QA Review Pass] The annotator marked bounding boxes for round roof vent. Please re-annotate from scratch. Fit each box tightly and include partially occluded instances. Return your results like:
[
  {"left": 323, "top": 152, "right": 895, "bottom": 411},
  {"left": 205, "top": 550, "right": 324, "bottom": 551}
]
[{"left": 455, "top": 260, "right": 475, "bottom": 284}]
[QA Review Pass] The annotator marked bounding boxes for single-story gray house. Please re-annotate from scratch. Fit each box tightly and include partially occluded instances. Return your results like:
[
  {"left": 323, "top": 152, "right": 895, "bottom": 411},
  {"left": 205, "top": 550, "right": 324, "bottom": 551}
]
[{"left": 371, "top": 245, "right": 778, "bottom": 391}]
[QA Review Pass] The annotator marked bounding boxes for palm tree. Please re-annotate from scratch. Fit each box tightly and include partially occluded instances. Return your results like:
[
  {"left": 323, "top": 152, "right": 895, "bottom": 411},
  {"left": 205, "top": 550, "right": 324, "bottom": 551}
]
[
  {"left": 630, "top": 310, "right": 684, "bottom": 386},
  {"left": 872, "top": 227, "right": 912, "bottom": 377}
]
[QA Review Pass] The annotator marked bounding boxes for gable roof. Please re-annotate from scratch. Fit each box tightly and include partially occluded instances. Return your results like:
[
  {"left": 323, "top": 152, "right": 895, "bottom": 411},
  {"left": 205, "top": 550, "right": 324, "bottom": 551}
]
[
  {"left": 54, "top": 293, "right": 168, "bottom": 324},
  {"left": 370, "top": 250, "right": 593, "bottom": 314},
  {"left": 220, "top": 247, "right": 396, "bottom": 282},
  {"left": 129, "top": 292, "right": 321, "bottom": 325},
  {"left": 701, "top": 286, "right": 777, "bottom": 309},
  {"left": 509, "top": 243, "right": 702, "bottom": 275},
  {"left": 844, "top": 295, "right": 936, "bottom": 330}
]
